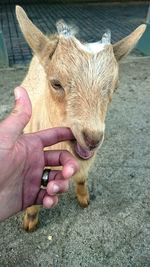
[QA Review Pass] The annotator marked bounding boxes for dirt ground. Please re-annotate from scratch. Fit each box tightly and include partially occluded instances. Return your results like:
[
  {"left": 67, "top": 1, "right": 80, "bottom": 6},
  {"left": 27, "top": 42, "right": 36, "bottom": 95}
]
[{"left": 0, "top": 57, "right": 150, "bottom": 267}]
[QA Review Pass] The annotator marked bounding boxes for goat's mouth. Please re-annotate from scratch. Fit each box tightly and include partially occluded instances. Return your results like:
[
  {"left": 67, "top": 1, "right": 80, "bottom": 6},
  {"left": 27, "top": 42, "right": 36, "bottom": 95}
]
[{"left": 74, "top": 142, "right": 94, "bottom": 160}]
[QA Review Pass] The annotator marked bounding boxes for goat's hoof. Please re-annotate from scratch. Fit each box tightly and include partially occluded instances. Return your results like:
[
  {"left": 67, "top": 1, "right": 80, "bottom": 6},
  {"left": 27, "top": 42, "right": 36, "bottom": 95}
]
[
  {"left": 77, "top": 194, "right": 90, "bottom": 208},
  {"left": 23, "top": 212, "right": 39, "bottom": 232}
]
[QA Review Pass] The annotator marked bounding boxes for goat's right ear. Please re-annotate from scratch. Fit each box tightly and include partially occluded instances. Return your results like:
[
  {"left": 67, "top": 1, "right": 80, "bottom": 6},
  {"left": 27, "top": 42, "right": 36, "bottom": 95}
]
[
  {"left": 16, "top": 6, "right": 58, "bottom": 61},
  {"left": 113, "top": 24, "right": 146, "bottom": 61}
]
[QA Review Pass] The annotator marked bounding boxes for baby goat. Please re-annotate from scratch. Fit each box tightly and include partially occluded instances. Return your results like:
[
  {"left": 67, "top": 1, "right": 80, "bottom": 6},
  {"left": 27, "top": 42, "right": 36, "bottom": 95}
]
[{"left": 16, "top": 6, "right": 146, "bottom": 231}]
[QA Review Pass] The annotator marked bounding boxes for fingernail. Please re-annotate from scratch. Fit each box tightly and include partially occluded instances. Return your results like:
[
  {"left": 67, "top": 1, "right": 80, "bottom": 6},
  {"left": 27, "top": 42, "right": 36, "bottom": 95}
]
[
  {"left": 14, "top": 87, "right": 21, "bottom": 100},
  {"left": 52, "top": 184, "right": 60, "bottom": 194},
  {"left": 67, "top": 166, "right": 74, "bottom": 177},
  {"left": 43, "top": 197, "right": 54, "bottom": 209}
]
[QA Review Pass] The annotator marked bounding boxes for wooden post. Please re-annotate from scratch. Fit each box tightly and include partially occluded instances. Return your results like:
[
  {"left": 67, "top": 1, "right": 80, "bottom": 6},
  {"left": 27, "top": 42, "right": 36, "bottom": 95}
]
[
  {"left": 136, "top": 5, "right": 150, "bottom": 56},
  {"left": 0, "top": 31, "right": 9, "bottom": 67}
]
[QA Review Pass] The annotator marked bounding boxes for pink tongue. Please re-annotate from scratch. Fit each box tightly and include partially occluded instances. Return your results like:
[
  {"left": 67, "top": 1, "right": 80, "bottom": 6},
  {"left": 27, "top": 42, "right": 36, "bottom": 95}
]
[{"left": 75, "top": 142, "right": 94, "bottom": 160}]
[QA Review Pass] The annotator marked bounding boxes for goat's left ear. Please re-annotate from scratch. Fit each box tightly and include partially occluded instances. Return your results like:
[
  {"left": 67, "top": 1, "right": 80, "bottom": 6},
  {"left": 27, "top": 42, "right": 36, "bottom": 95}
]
[
  {"left": 16, "top": 6, "right": 58, "bottom": 62},
  {"left": 113, "top": 24, "right": 146, "bottom": 61}
]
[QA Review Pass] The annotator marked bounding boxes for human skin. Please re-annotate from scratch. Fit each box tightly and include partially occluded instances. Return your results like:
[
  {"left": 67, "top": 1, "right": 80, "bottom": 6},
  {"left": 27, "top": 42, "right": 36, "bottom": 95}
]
[{"left": 0, "top": 87, "right": 79, "bottom": 221}]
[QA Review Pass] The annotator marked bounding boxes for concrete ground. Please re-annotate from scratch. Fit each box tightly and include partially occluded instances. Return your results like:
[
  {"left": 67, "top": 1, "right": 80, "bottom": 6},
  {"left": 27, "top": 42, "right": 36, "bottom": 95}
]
[{"left": 0, "top": 56, "right": 150, "bottom": 266}]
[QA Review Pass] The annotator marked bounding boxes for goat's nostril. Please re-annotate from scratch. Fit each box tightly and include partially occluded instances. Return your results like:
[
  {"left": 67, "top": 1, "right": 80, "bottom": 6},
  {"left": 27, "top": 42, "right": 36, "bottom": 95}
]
[
  {"left": 88, "top": 142, "right": 99, "bottom": 150},
  {"left": 83, "top": 131, "right": 104, "bottom": 150}
]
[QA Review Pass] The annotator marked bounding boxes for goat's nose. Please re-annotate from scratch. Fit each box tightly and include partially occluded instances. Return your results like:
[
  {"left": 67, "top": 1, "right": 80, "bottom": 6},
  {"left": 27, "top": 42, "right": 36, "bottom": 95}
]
[{"left": 83, "top": 130, "right": 104, "bottom": 150}]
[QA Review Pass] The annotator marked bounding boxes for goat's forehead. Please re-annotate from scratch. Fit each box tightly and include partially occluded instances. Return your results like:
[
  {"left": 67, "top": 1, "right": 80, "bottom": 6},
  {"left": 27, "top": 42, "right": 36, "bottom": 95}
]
[
  {"left": 55, "top": 37, "right": 116, "bottom": 71},
  {"left": 52, "top": 46, "right": 118, "bottom": 86},
  {"left": 53, "top": 21, "right": 117, "bottom": 78},
  {"left": 57, "top": 36, "right": 112, "bottom": 56}
]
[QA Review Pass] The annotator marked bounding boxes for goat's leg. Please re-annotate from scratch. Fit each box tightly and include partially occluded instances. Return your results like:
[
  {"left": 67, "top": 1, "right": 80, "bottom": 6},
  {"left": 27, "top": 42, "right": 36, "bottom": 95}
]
[
  {"left": 23, "top": 205, "right": 40, "bottom": 232},
  {"left": 75, "top": 177, "right": 89, "bottom": 208}
]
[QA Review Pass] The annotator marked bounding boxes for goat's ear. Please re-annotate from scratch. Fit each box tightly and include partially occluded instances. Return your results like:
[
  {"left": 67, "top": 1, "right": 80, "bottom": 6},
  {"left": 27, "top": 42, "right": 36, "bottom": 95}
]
[
  {"left": 16, "top": 6, "right": 58, "bottom": 60},
  {"left": 113, "top": 24, "right": 146, "bottom": 61}
]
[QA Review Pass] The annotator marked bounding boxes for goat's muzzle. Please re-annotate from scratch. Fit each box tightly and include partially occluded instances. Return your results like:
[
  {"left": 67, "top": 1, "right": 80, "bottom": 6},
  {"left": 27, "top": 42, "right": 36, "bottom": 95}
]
[
  {"left": 74, "top": 130, "right": 104, "bottom": 160},
  {"left": 83, "top": 130, "right": 104, "bottom": 150}
]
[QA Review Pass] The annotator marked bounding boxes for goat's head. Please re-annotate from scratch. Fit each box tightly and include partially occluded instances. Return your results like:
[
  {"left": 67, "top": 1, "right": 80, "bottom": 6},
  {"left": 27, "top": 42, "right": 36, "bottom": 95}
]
[{"left": 16, "top": 6, "right": 146, "bottom": 160}]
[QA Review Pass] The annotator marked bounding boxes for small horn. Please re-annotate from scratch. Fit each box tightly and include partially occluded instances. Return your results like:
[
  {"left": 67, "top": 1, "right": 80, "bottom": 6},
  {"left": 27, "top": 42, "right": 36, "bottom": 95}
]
[
  {"left": 101, "top": 29, "right": 111, "bottom": 44},
  {"left": 56, "top": 20, "right": 71, "bottom": 37}
]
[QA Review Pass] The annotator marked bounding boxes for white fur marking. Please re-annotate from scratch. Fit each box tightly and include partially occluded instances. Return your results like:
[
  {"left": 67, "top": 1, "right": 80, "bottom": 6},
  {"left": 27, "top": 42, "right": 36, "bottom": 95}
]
[
  {"left": 75, "top": 39, "right": 106, "bottom": 54},
  {"left": 83, "top": 42, "right": 105, "bottom": 53}
]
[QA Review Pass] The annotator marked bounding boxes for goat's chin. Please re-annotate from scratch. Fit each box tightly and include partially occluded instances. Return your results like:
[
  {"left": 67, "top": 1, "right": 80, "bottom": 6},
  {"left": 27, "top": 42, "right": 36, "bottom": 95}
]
[{"left": 74, "top": 142, "right": 94, "bottom": 160}]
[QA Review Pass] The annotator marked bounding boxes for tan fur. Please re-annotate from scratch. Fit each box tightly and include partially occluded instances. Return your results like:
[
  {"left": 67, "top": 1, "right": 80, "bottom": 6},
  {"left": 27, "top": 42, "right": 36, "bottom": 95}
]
[{"left": 16, "top": 6, "right": 146, "bottom": 231}]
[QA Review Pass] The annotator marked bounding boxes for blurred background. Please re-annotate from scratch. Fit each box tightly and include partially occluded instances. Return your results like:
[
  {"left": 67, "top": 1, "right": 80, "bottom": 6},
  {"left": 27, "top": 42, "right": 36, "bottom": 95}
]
[{"left": 0, "top": 0, "right": 149, "bottom": 66}]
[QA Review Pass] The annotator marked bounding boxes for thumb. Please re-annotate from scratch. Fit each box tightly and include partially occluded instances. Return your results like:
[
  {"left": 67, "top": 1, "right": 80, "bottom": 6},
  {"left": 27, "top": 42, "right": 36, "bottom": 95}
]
[{"left": 0, "top": 86, "right": 32, "bottom": 142}]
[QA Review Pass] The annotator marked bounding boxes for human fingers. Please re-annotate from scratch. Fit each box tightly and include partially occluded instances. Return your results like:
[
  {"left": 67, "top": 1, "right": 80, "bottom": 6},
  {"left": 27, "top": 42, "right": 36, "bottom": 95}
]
[
  {"left": 0, "top": 87, "right": 32, "bottom": 145},
  {"left": 47, "top": 179, "right": 69, "bottom": 196},
  {"left": 35, "top": 170, "right": 69, "bottom": 205},
  {"left": 44, "top": 150, "right": 79, "bottom": 179},
  {"left": 33, "top": 127, "right": 75, "bottom": 148},
  {"left": 35, "top": 190, "right": 58, "bottom": 208},
  {"left": 43, "top": 195, "right": 58, "bottom": 209},
  {"left": 40, "top": 170, "right": 69, "bottom": 195}
]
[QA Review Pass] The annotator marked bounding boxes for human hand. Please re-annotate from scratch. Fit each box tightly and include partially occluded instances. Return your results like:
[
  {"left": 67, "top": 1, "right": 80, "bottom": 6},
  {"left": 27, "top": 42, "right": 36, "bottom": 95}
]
[{"left": 0, "top": 87, "right": 79, "bottom": 221}]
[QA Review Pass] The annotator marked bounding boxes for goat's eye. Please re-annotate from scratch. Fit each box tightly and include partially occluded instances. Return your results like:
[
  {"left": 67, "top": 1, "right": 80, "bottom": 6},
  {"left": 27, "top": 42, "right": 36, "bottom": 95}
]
[{"left": 51, "top": 80, "right": 64, "bottom": 91}]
